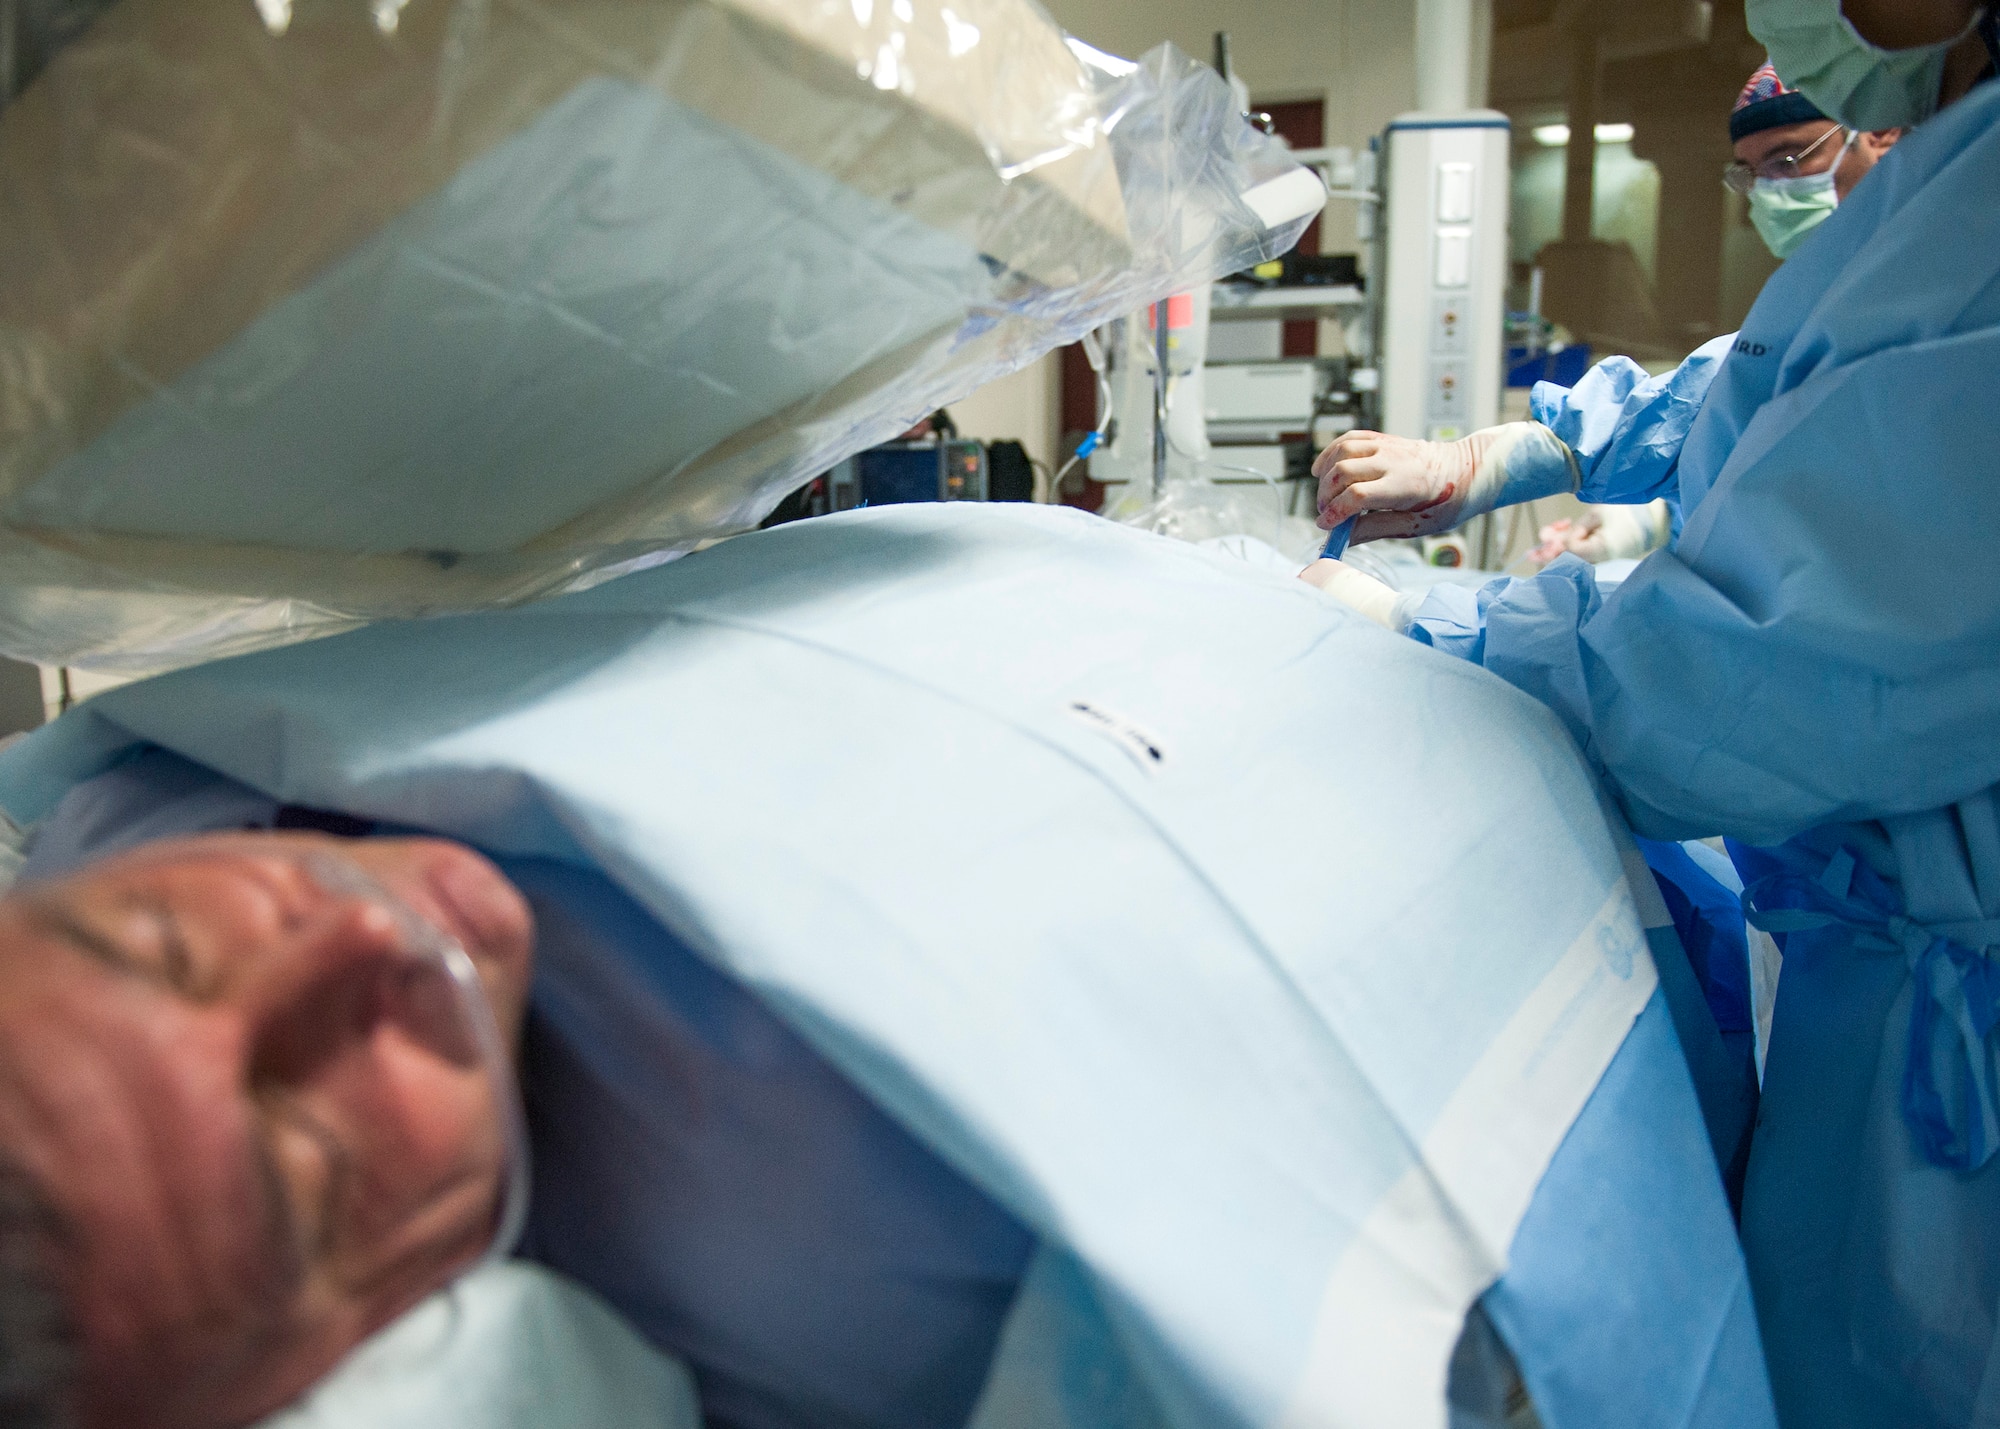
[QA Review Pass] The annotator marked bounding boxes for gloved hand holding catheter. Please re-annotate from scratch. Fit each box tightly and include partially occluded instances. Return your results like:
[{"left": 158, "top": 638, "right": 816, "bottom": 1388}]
[
  {"left": 1309, "top": 422, "right": 1582, "bottom": 544},
  {"left": 1299, "top": 421, "right": 1582, "bottom": 627}
]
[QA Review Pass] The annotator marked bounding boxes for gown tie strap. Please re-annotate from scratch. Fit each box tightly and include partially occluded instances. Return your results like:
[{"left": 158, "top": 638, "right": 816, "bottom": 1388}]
[{"left": 1742, "top": 846, "right": 2000, "bottom": 1172}]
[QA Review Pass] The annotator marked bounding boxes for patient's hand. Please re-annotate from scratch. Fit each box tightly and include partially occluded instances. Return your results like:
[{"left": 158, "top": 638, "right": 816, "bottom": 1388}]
[{"left": 0, "top": 832, "right": 533, "bottom": 1429}]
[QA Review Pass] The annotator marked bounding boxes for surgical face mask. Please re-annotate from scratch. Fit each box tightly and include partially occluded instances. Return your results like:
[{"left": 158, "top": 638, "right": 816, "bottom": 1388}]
[
  {"left": 1748, "top": 0, "right": 1982, "bottom": 130},
  {"left": 1747, "top": 133, "right": 1849, "bottom": 258}
]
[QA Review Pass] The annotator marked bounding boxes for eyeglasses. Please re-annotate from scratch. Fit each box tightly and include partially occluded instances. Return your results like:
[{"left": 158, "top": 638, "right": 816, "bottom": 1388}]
[{"left": 1722, "top": 124, "right": 1846, "bottom": 194}]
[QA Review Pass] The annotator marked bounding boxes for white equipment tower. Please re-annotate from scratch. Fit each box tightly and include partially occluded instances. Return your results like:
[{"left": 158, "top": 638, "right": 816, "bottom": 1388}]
[{"left": 1376, "top": 113, "right": 1511, "bottom": 442}]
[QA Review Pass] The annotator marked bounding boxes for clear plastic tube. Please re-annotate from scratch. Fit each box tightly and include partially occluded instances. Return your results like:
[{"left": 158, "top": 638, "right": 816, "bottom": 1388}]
[{"left": 298, "top": 852, "right": 532, "bottom": 1268}]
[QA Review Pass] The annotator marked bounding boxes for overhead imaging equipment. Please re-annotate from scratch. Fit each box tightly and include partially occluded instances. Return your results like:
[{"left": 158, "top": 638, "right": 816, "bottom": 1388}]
[{"left": 0, "top": 0, "right": 1319, "bottom": 670}]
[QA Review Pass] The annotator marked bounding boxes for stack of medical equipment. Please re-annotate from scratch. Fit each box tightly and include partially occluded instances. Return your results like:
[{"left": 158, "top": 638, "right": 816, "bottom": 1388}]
[
  {"left": 761, "top": 435, "right": 1040, "bottom": 523},
  {"left": 830, "top": 438, "right": 991, "bottom": 509}
]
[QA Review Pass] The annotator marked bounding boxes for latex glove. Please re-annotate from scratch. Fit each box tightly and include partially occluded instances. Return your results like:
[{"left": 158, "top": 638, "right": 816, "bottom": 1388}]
[
  {"left": 1312, "top": 422, "right": 1577, "bottom": 544},
  {"left": 1298, "top": 557, "right": 1417, "bottom": 632},
  {"left": 1528, "top": 502, "right": 1669, "bottom": 564},
  {"left": 1528, "top": 511, "right": 1605, "bottom": 563}
]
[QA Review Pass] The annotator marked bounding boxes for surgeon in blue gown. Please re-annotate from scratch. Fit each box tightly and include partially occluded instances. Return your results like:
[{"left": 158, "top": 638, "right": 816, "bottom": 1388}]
[{"left": 1303, "top": 0, "right": 2000, "bottom": 1423}]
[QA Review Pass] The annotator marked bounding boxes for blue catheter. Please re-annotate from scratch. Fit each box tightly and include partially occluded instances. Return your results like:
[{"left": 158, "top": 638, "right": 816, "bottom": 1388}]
[{"left": 1320, "top": 515, "right": 1357, "bottom": 561}]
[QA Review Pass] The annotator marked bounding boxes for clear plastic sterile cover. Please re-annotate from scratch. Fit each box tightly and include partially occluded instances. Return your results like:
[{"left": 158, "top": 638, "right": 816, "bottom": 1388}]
[{"left": 0, "top": 0, "right": 1319, "bottom": 670}]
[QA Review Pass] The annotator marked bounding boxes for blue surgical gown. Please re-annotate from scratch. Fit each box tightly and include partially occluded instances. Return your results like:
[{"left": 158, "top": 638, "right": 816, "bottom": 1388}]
[
  {"left": 1525, "top": 334, "right": 1734, "bottom": 542},
  {"left": 1403, "top": 82, "right": 2000, "bottom": 1429}
]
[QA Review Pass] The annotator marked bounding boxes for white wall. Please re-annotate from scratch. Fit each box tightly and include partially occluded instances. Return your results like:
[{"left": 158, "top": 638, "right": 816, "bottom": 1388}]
[{"left": 944, "top": 0, "right": 1422, "bottom": 471}]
